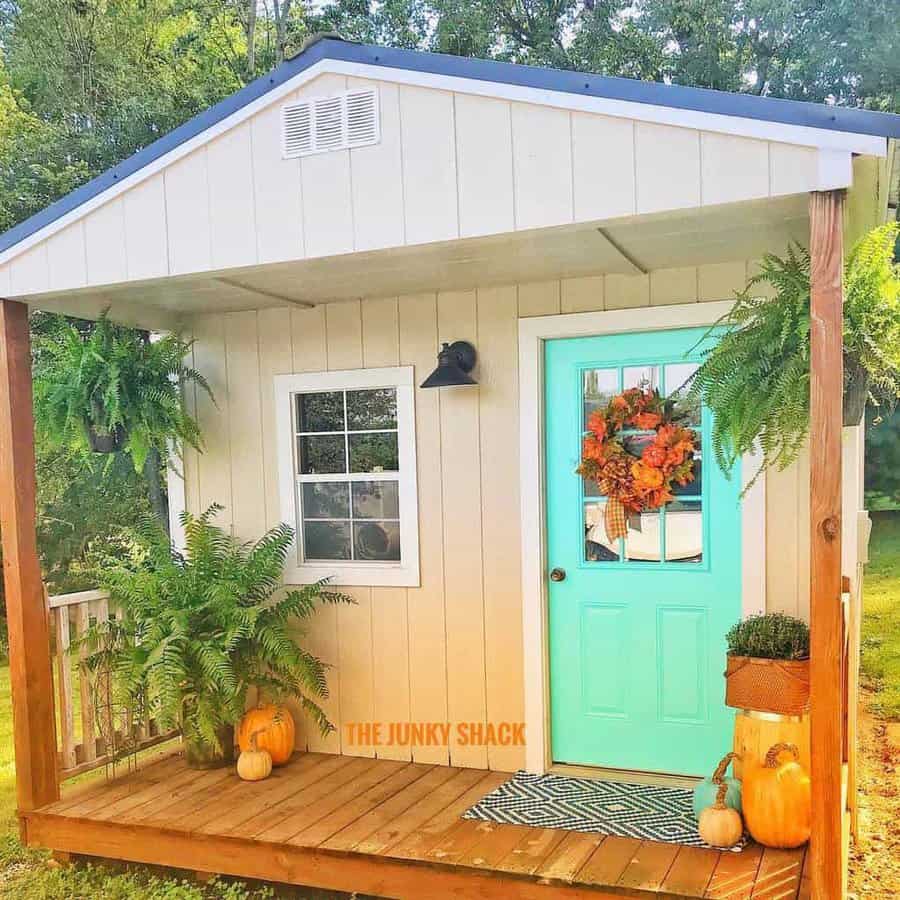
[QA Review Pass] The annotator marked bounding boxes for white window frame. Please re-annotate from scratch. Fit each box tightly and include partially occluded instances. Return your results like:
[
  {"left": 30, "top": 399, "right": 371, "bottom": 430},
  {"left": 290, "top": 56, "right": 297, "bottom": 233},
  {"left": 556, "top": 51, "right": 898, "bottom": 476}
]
[{"left": 275, "top": 366, "right": 419, "bottom": 587}]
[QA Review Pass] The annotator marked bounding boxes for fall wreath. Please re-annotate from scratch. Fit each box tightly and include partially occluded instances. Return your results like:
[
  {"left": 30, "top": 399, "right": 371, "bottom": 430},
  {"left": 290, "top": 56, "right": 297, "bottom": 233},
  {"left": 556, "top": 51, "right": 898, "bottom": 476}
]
[{"left": 577, "top": 387, "right": 698, "bottom": 543}]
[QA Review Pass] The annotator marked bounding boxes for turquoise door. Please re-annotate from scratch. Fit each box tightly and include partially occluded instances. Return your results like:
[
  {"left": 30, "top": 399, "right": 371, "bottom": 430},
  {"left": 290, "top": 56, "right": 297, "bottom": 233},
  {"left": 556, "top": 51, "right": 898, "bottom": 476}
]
[{"left": 545, "top": 327, "right": 740, "bottom": 777}]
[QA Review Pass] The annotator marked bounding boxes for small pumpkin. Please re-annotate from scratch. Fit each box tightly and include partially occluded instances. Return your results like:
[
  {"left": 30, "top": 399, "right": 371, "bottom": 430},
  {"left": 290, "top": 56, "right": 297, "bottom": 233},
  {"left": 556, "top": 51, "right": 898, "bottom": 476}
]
[
  {"left": 742, "top": 742, "right": 811, "bottom": 848},
  {"left": 236, "top": 730, "right": 272, "bottom": 782},
  {"left": 699, "top": 782, "right": 744, "bottom": 848},
  {"left": 692, "top": 752, "right": 742, "bottom": 820},
  {"left": 237, "top": 704, "right": 295, "bottom": 767}
]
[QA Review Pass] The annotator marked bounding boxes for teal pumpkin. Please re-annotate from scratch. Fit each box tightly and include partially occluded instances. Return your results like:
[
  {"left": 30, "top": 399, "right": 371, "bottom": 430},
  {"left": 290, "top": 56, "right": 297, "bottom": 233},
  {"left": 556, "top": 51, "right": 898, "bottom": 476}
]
[{"left": 692, "top": 752, "right": 742, "bottom": 820}]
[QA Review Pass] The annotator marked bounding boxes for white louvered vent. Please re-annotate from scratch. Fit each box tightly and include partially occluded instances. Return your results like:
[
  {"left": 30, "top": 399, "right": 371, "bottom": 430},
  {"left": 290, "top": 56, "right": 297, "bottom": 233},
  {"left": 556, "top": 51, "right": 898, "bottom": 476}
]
[{"left": 281, "top": 88, "right": 379, "bottom": 159}]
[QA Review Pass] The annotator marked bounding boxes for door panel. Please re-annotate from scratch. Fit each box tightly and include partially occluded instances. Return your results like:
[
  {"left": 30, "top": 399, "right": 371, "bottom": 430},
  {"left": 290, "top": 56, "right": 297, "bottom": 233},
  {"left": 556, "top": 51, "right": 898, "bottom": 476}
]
[{"left": 546, "top": 327, "right": 740, "bottom": 776}]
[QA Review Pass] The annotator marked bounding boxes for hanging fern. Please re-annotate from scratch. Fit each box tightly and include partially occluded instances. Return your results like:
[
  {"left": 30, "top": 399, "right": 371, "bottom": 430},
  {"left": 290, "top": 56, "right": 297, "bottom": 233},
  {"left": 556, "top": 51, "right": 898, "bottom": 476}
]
[
  {"left": 689, "top": 223, "right": 900, "bottom": 488},
  {"left": 81, "top": 505, "right": 352, "bottom": 754},
  {"left": 32, "top": 311, "right": 212, "bottom": 474}
]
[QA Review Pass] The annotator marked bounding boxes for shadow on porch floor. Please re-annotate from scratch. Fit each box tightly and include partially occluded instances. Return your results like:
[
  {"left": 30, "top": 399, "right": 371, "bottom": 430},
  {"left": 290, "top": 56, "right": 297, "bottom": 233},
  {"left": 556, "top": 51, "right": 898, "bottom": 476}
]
[{"left": 21, "top": 750, "right": 808, "bottom": 899}]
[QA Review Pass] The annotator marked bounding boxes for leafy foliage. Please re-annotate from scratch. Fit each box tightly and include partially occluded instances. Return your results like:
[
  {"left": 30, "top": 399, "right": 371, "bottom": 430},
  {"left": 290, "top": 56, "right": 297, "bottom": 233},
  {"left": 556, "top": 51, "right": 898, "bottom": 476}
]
[
  {"left": 36, "top": 442, "right": 152, "bottom": 591},
  {"left": 726, "top": 613, "right": 810, "bottom": 660},
  {"left": 843, "top": 224, "right": 900, "bottom": 415},
  {"left": 83, "top": 505, "right": 351, "bottom": 752},
  {"left": 865, "top": 407, "right": 900, "bottom": 509},
  {"left": 689, "top": 224, "right": 900, "bottom": 486},
  {"left": 32, "top": 312, "right": 211, "bottom": 474}
]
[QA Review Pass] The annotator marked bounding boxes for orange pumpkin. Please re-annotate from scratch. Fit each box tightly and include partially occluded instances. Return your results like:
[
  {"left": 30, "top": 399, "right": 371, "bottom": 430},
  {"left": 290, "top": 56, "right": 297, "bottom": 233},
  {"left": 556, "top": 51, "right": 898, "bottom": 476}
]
[
  {"left": 742, "top": 742, "right": 811, "bottom": 849},
  {"left": 237, "top": 704, "right": 295, "bottom": 766}
]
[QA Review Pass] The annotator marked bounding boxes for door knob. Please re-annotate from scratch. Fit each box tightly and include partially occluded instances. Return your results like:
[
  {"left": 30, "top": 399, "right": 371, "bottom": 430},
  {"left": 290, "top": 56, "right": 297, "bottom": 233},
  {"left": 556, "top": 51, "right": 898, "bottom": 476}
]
[{"left": 549, "top": 568, "right": 566, "bottom": 582}]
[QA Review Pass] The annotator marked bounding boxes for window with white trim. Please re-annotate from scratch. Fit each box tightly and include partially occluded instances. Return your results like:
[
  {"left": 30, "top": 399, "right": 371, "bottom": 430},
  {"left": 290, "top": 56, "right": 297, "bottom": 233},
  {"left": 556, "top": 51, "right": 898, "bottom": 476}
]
[{"left": 275, "top": 367, "right": 419, "bottom": 587}]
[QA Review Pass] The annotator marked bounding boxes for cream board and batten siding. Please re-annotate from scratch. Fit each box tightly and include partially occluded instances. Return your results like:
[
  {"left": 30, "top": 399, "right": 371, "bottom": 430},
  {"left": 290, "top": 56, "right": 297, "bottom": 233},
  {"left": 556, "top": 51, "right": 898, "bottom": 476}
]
[
  {"left": 0, "top": 75, "right": 832, "bottom": 296},
  {"left": 181, "top": 267, "right": 808, "bottom": 772}
]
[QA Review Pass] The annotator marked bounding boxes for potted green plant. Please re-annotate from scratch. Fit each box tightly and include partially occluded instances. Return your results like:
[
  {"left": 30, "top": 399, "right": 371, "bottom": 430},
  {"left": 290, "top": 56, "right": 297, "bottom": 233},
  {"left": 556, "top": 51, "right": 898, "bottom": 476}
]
[
  {"left": 724, "top": 613, "right": 810, "bottom": 716},
  {"left": 688, "top": 223, "right": 900, "bottom": 490},
  {"left": 32, "top": 311, "right": 212, "bottom": 528},
  {"left": 83, "top": 504, "right": 351, "bottom": 768}
]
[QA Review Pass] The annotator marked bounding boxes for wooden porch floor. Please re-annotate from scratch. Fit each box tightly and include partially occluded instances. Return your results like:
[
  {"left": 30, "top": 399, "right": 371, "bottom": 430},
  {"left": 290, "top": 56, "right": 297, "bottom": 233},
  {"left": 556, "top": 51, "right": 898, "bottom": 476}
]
[{"left": 22, "top": 751, "right": 809, "bottom": 899}]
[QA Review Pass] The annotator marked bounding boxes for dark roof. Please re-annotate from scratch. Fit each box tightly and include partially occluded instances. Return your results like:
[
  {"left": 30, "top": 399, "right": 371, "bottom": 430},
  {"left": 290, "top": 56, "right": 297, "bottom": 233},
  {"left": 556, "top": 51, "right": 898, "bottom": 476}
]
[{"left": 2, "top": 37, "right": 899, "bottom": 258}]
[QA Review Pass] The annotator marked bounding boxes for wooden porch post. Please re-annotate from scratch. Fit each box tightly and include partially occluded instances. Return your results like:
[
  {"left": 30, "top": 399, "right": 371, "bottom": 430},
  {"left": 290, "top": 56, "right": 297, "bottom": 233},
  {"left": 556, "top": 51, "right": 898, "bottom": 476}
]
[
  {"left": 0, "top": 298, "right": 59, "bottom": 813},
  {"left": 808, "top": 190, "right": 844, "bottom": 899}
]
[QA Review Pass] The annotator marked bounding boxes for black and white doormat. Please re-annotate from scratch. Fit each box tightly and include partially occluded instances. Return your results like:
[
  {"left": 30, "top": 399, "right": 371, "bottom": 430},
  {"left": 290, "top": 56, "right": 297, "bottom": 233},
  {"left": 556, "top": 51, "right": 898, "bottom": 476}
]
[{"left": 462, "top": 770, "right": 746, "bottom": 852}]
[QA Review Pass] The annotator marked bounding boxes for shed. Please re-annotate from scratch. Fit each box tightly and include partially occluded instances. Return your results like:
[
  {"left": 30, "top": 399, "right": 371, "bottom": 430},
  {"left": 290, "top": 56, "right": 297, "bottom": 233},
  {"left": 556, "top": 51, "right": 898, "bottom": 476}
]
[{"left": 1, "top": 36, "right": 898, "bottom": 900}]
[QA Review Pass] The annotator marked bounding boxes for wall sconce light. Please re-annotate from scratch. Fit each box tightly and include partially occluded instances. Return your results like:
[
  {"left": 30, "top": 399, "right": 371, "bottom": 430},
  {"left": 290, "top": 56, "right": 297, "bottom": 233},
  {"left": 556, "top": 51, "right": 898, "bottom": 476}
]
[{"left": 420, "top": 341, "right": 477, "bottom": 388}]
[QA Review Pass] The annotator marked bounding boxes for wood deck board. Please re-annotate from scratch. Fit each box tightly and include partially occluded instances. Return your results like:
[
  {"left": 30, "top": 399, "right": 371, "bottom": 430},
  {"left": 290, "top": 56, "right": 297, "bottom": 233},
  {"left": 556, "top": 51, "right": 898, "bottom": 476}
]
[
  {"left": 183, "top": 753, "right": 331, "bottom": 836},
  {"left": 481, "top": 824, "right": 566, "bottom": 874},
  {"left": 617, "top": 840, "right": 681, "bottom": 892},
  {"left": 749, "top": 848, "right": 805, "bottom": 899},
  {"left": 210, "top": 753, "right": 350, "bottom": 836},
  {"left": 577, "top": 835, "right": 643, "bottom": 886},
  {"left": 257, "top": 758, "right": 408, "bottom": 844},
  {"left": 321, "top": 762, "right": 461, "bottom": 852},
  {"left": 660, "top": 846, "right": 720, "bottom": 897},
  {"left": 385, "top": 770, "right": 506, "bottom": 859},
  {"left": 535, "top": 831, "right": 607, "bottom": 882},
  {"left": 287, "top": 762, "right": 432, "bottom": 847},
  {"left": 235, "top": 755, "right": 377, "bottom": 839},
  {"left": 352, "top": 766, "right": 488, "bottom": 855},
  {"left": 705, "top": 843, "right": 764, "bottom": 899},
  {"left": 24, "top": 753, "right": 805, "bottom": 900}
]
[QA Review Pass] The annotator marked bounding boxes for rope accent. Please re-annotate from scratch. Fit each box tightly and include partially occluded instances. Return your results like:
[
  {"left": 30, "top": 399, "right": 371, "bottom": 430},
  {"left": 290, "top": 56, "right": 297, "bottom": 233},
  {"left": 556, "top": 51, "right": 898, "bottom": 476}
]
[
  {"left": 714, "top": 781, "right": 729, "bottom": 809},
  {"left": 764, "top": 742, "right": 799, "bottom": 768},
  {"left": 712, "top": 751, "right": 739, "bottom": 784}
]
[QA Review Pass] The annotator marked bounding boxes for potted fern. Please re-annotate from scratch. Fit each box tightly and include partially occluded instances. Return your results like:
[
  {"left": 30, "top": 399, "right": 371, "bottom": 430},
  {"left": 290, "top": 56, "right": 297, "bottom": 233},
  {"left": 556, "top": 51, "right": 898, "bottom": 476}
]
[
  {"left": 32, "top": 311, "right": 212, "bottom": 529},
  {"left": 689, "top": 223, "right": 900, "bottom": 487},
  {"left": 725, "top": 614, "right": 810, "bottom": 716},
  {"left": 85, "top": 505, "right": 350, "bottom": 767}
]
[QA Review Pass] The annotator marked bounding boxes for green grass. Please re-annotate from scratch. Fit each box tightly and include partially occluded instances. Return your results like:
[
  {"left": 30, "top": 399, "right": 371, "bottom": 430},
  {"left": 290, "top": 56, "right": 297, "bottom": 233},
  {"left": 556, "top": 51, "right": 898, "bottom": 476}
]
[{"left": 861, "top": 511, "right": 900, "bottom": 719}]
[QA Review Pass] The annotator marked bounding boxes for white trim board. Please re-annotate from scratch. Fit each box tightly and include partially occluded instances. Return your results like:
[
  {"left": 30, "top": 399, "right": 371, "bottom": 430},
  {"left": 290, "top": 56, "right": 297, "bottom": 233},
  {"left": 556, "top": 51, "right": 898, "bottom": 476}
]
[
  {"left": 0, "top": 57, "right": 877, "bottom": 268},
  {"left": 517, "top": 300, "right": 767, "bottom": 775}
]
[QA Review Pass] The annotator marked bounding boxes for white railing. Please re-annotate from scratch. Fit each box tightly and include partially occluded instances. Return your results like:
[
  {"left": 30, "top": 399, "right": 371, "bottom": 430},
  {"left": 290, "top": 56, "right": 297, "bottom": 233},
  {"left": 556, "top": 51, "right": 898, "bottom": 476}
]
[{"left": 48, "top": 588, "right": 176, "bottom": 778}]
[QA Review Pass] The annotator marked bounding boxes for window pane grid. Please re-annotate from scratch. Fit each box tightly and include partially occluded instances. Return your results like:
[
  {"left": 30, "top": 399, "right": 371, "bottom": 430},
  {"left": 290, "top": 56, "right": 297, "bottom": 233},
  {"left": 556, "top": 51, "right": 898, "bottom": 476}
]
[
  {"left": 294, "top": 387, "right": 402, "bottom": 564},
  {"left": 580, "top": 360, "right": 705, "bottom": 567}
]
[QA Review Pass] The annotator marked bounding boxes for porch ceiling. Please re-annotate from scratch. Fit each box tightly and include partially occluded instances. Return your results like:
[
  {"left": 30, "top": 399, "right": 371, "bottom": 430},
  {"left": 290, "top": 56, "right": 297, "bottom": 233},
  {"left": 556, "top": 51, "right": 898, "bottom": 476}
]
[{"left": 28, "top": 194, "right": 808, "bottom": 330}]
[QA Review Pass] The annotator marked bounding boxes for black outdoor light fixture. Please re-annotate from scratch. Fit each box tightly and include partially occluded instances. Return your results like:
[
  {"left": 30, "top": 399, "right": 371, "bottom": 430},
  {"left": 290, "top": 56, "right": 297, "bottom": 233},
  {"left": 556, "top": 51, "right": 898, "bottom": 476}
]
[{"left": 420, "top": 341, "right": 478, "bottom": 388}]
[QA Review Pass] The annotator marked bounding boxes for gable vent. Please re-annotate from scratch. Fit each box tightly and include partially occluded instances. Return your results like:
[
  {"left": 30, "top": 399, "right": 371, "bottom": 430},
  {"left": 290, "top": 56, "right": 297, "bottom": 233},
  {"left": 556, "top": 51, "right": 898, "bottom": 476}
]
[{"left": 281, "top": 88, "right": 379, "bottom": 159}]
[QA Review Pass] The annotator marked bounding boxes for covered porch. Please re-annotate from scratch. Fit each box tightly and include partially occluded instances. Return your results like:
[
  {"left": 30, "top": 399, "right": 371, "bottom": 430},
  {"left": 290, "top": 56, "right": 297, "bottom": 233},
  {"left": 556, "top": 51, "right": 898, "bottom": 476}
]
[
  {"left": 22, "top": 748, "right": 810, "bottom": 899},
  {"left": 0, "top": 186, "right": 857, "bottom": 900}
]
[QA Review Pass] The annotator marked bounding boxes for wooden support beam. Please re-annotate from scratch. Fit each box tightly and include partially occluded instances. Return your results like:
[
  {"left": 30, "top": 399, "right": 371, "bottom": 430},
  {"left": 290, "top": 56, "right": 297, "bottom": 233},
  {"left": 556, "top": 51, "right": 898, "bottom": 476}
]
[
  {"left": 808, "top": 190, "right": 845, "bottom": 900},
  {"left": 0, "top": 299, "right": 59, "bottom": 812}
]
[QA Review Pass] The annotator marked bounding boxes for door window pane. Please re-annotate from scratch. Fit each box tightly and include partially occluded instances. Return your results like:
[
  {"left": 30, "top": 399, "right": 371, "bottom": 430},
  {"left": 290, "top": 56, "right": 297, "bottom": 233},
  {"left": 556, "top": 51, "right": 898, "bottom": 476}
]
[
  {"left": 665, "top": 362, "right": 701, "bottom": 426},
  {"left": 623, "top": 365, "right": 660, "bottom": 393},
  {"left": 673, "top": 454, "right": 702, "bottom": 497},
  {"left": 624, "top": 511, "right": 661, "bottom": 562},
  {"left": 353, "top": 521, "right": 401, "bottom": 561},
  {"left": 583, "top": 368, "right": 618, "bottom": 427},
  {"left": 297, "top": 391, "right": 344, "bottom": 432},
  {"left": 665, "top": 500, "right": 703, "bottom": 563},
  {"left": 304, "top": 521, "right": 352, "bottom": 560},
  {"left": 352, "top": 481, "right": 400, "bottom": 519},
  {"left": 302, "top": 482, "right": 349, "bottom": 519},
  {"left": 347, "top": 389, "right": 397, "bottom": 430},
  {"left": 298, "top": 435, "right": 346, "bottom": 474},
  {"left": 584, "top": 501, "right": 619, "bottom": 561},
  {"left": 349, "top": 432, "right": 399, "bottom": 472}
]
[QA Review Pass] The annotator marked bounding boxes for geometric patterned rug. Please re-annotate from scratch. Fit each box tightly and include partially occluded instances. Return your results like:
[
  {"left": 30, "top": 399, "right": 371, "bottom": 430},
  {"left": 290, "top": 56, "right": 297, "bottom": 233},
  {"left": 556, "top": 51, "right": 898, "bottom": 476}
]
[{"left": 462, "top": 770, "right": 745, "bottom": 852}]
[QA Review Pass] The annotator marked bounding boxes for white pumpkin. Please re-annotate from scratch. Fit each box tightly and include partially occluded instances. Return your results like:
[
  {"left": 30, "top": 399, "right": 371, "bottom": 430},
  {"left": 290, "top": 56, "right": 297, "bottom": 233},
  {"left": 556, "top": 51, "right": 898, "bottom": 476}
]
[{"left": 699, "top": 782, "right": 744, "bottom": 848}]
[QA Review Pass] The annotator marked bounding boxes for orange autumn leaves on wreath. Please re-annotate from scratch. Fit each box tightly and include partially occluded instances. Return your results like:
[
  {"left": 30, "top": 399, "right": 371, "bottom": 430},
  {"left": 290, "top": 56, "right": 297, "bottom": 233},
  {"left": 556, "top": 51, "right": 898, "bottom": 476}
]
[{"left": 577, "top": 387, "right": 698, "bottom": 542}]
